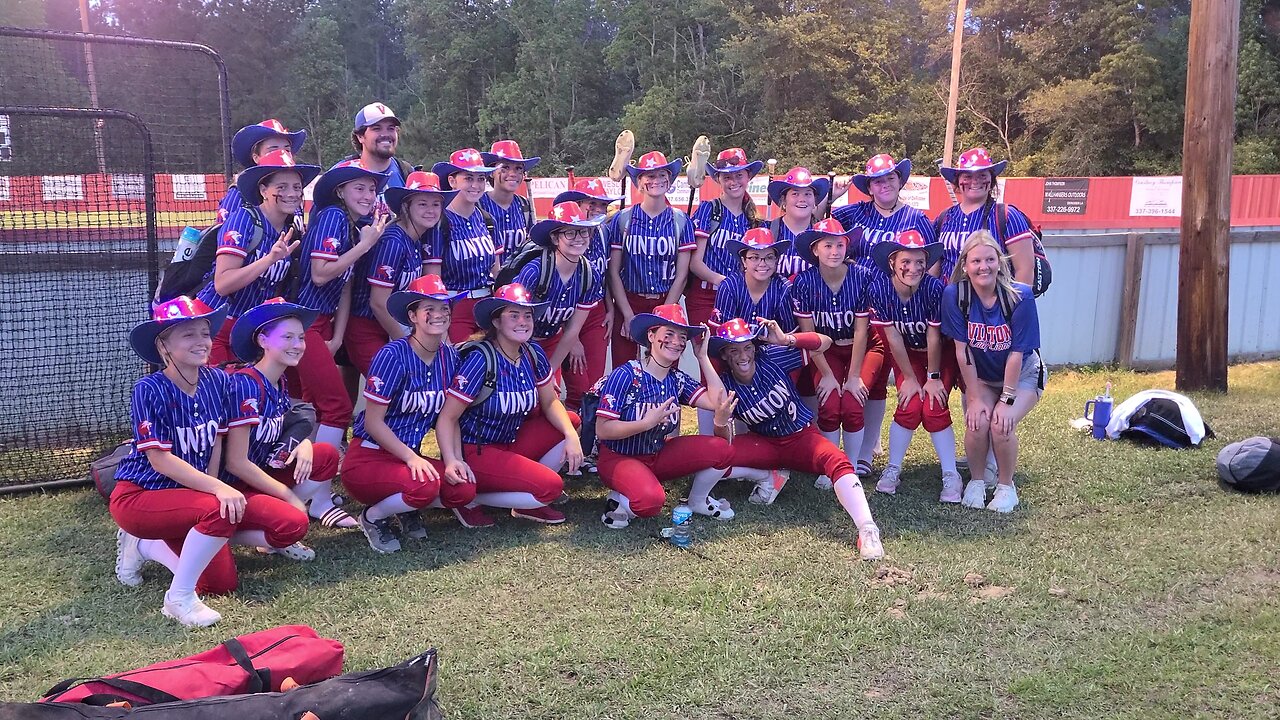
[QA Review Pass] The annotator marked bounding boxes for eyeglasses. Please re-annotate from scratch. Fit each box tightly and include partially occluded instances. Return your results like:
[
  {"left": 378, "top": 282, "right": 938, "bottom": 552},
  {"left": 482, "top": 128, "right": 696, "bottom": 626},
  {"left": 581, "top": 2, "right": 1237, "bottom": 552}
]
[
  {"left": 744, "top": 254, "right": 778, "bottom": 264},
  {"left": 554, "top": 228, "right": 593, "bottom": 240}
]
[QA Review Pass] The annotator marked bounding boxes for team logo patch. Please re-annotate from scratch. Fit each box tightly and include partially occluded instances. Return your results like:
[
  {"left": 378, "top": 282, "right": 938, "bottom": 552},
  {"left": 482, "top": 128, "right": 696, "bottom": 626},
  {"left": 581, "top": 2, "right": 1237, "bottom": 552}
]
[
  {"left": 240, "top": 398, "right": 259, "bottom": 415},
  {"left": 376, "top": 264, "right": 395, "bottom": 282},
  {"left": 322, "top": 238, "right": 342, "bottom": 253},
  {"left": 453, "top": 375, "right": 468, "bottom": 390},
  {"left": 600, "top": 393, "right": 616, "bottom": 411},
  {"left": 219, "top": 230, "right": 243, "bottom": 247},
  {"left": 137, "top": 420, "right": 153, "bottom": 438},
  {"left": 367, "top": 376, "right": 385, "bottom": 393}
]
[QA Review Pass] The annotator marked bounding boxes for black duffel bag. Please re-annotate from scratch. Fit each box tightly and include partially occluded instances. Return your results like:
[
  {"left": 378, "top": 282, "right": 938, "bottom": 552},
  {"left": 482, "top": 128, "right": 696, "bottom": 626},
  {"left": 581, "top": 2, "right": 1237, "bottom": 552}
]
[{"left": 0, "top": 649, "right": 442, "bottom": 720}]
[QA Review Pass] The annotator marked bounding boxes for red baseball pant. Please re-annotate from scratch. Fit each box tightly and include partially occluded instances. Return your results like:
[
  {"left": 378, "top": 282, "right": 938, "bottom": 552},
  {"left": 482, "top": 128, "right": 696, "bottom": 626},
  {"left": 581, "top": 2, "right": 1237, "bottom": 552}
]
[{"left": 598, "top": 435, "right": 735, "bottom": 518}]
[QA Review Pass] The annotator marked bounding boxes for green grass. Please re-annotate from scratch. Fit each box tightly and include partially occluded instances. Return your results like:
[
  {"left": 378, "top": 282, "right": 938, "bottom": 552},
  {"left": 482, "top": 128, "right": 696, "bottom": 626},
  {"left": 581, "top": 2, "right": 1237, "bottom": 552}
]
[{"left": 3, "top": 363, "right": 1280, "bottom": 718}]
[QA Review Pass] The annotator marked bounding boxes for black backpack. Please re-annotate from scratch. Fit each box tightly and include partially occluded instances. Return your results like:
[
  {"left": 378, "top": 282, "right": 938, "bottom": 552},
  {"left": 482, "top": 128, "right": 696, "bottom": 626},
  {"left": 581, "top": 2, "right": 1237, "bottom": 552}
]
[
  {"left": 493, "top": 245, "right": 594, "bottom": 299},
  {"left": 577, "top": 360, "right": 644, "bottom": 454},
  {"left": 455, "top": 339, "right": 537, "bottom": 407},
  {"left": 157, "top": 208, "right": 265, "bottom": 302},
  {"left": 933, "top": 201, "right": 1053, "bottom": 296}
]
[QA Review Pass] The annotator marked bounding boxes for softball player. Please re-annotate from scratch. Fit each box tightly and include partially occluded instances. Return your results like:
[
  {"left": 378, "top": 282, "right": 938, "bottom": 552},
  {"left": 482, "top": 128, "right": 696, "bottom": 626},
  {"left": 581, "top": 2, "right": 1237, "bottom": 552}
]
[
  {"left": 707, "top": 318, "right": 884, "bottom": 560},
  {"left": 553, "top": 178, "right": 623, "bottom": 411},
  {"left": 197, "top": 149, "right": 319, "bottom": 366},
  {"left": 864, "top": 231, "right": 962, "bottom": 502},
  {"left": 480, "top": 140, "right": 539, "bottom": 256},
  {"left": 593, "top": 305, "right": 735, "bottom": 529},
  {"left": 712, "top": 227, "right": 799, "bottom": 365},
  {"left": 941, "top": 230, "right": 1045, "bottom": 513},
  {"left": 936, "top": 148, "right": 1040, "bottom": 284},
  {"left": 790, "top": 218, "right": 878, "bottom": 484},
  {"left": 432, "top": 148, "right": 500, "bottom": 343},
  {"left": 688, "top": 148, "right": 764, "bottom": 327},
  {"left": 345, "top": 171, "right": 457, "bottom": 377},
  {"left": 342, "top": 275, "right": 476, "bottom": 553},
  {"left": 219, "top": 119, "right": 307, "bottom": 222},
  {"left": 435, "top": 283, "right": 583, "bottom": 528},
  {"left": 223, "top": 298, "right": 345, "bottom": 561},
  {"left": 112, "top": 297, "right": 308, "bottom": 627},
  {"left": 604, "top": 151, "right": 695, "bottom": 365},
  {"left": 295, "top": 159, "right": 391, "bottom": 452},
  {"left": 766, "top": 167, "right": 830, "bottom": 279}
]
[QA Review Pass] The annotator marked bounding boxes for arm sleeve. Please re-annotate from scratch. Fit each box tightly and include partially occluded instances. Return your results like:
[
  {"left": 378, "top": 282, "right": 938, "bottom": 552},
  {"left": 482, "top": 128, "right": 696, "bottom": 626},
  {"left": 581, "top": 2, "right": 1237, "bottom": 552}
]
[
  {"left": 214, "top": 208, "right": 259, "bottom": 259},
  {"left": 594, "top": 366, "right": 634, "bottom": 420},
  {"left": 606, "top": 212, "right": 625, "bottom": 251},
  {"left": 530, "top": 342, "right": 555, "bottom": 387},
  {"left": 363, "top": 345, "right": 406, "bottom": 405},
  {"left": 691, "top": 202, "right": 712, "bottom": 238},
  {"left": 305, "top": 209, "right": 348, "bottom": 262},
  {"left": 130, "top": 380, "right": 172, "bottom": 452},
  {"left": 1009, "top": 285, "right": 1041, "bottom": 352},
  {"left": 791, "top": 274, "right": 814, "bottom": 318},
  {"left": 514, "top": 258, "right": 542, "bottom": 294},
  {"left": 677, "top": 212, "right": 697, "bottom": 252},
  {"left": 1001, "top": 205, "right": 1036, "bottom": 247},
  {"left": 366, "top": 234, "right": 403, "bottom": 288},
  {"left": 446, "top": 349, "right": 489, "bottom": 404},
  {"left": 913, "top": 209, "right": 939, "bottom": 243},
  {"left": 226, "top": 373, "right": 263, "bottom": 428},
  {"left": 676, "top": 370, "right": 707, "bottom": 407}
]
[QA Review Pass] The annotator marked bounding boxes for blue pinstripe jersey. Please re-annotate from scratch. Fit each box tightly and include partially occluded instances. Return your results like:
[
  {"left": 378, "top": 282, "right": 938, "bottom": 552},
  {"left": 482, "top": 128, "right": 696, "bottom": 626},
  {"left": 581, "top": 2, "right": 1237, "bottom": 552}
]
[
  {"left": 115, "top": 367, "right": 232, "bottom": 491},
  {"left": 354, "top": 339, "right": 459, "bottom": 450},
  {"left": 225, "top": 367, "right": 292, "bottom": 471},
  {"left": 935, "top": 203, "right": 1036, "bottom": 281},
  {"left": 713, "top": 274, "right": 797, "bottom": 331},
  {"left": 596, "top": 362, "right": 706, "bottom": 456},
  {"left": 834, "top": 201, "right": 936, "bottom": 271},
  {"left": 297, "top": 206, "right": 358, "bottom": 315},
  {"left": 604, "top": 206, "right": 696, "bottom": 295},
  {"left": 790, "top": 264, "right": 873, "bottom": 341},
  {"left": 448, "top": 341, "right": 554, "bottom": 445},
  {"left": 720, "top": 352, "right": 813, "bottom": 438},
  {"left": 439, "top": 208, "right": 498, "bottom": 292},
  {"left": 692, "top": 200, "right": 752, "bottom": 277},
  {"left": 584, "top": 226, "right": 610, "bottom": 290},
  {"left": 768, "top": 219, "right": 814, "bottom": 279},
  {"left": 196, "top": 207, "right": 292, "bottom": 319},
  {"left": 866, "top": 273, "right": 944, "bottom": 351},
  {"left": 217, "top": 186, "right": 244, "bottom": 223},
  {"left": 351, "top": 224, "right": 426, "bottom": 320},
  {"left": 479, "top": 193, "right": 530, "bottom": 257},
  {"left": 515, "top": 257, "right": 601, "bottom": 339}
]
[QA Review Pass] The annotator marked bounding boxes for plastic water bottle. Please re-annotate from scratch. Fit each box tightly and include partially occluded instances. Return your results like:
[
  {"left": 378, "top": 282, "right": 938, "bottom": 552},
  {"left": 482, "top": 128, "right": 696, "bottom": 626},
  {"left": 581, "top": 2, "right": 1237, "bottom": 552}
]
[
  {"left": 1084, "top": 382, "right": 1113, "bottom": 440},
  {"left": 171, "top": 225, "right": 202, "bottom": 264},
  {"left": 670, "top": 499, "right": 693, "bottom": 548}
]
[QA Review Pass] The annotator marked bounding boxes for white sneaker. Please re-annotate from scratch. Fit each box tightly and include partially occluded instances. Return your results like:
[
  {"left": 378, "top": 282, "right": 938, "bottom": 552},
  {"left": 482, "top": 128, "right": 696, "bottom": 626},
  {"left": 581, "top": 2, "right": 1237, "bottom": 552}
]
[
  {"left": 162, "top": 590, "right": 221, "bottom": 627},
  {"left": 961, "top": 479, "right": 987, "bottom": 509},
  {"left": 814, "top": 475, "right": 834, "bottom": 490},
  {"left": 984, "top": 461, "right": 999, "bottom": 489},
  {"left": 875, "top": 465, "right": 902, "bottom": 495},
  {"left": 600, "top": 492, "right": 635, "bottom": 530},
  {"left": 749, "top": 470, "right": 790, "bottom": 505},
  {"left": 115, "top": 529, "right": 145, "bottom": 587},
  {"left": 257, "top": 542, "right": 315, "bottom": 562},
  {"left": 987, "top": 484, "right": 1020, "bottom": 513},
  {"left": 857, "top": 524, "right": 884, "bottom": 561},
  {"left": 692, "top": 496, "right": 735, "bottom": 521},
  {"left": 939, "top": 471, "right": 964, "bottom": 504}
]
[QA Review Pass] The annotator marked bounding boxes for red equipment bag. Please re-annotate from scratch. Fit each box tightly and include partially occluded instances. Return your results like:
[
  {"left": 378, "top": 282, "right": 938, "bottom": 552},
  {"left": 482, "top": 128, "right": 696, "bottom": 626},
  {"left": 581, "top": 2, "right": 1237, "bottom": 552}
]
[{"left": 39, "top": 625, "right": 344, "bottom": 706}]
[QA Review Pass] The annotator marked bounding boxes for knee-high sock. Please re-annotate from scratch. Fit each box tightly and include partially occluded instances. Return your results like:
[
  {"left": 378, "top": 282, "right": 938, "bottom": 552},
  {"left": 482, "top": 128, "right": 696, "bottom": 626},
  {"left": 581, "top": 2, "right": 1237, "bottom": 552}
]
[
  {"left": 138, "top": 539, "right": 178, "bottom": 573},
  {"left": 366, "top": 492, "right": 418, "bottom": 522},
  {"left": 231, "top": 529, "right": 270, "bottom": 548},
  {"left": 688, "top": 467, "right": 727, "bottom": 507},
  {"left": 305, "top": 479, "right": 339, "bottom": 519},
  {"left": 697, "top": 408, "right": 716, "bottom": 436},
  {"left": 315, "top": 424, "right": 346, "bottom": 448},
  {"left": 539, "top": 440, "right": 567, "bottom": 472},
  {"left": 858, "top": 399, "right": 886, "bottom": 464},
  {"left": 842, "top": 428, "right": 865, "bottom": 463},
  {"left": 293, "top": 478, "right": 324, "bottom": 504},
  {"left": 833, "top": 474, "right": 875, "bottom": 530},
  {"left": 930, "top": 426, "right": 959, "bottom": 474},
  {"left": 727, "top": 467, "right": 772, "bottom": 482},
  {"left": 887, "top": 422, "right": 914, "bottom": 467},
  {"left": 170, "top": 529, "right": 229, "bottom": 595},
  {"left": 474, "top": 492, "right": 543, "bottom": 510}
]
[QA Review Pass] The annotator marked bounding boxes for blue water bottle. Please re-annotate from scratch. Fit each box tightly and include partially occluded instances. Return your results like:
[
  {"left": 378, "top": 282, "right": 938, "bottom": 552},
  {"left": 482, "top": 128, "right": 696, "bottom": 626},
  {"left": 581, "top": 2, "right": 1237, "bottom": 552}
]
[
  {"left": 670, "top": 499, "right": 693, "bottom": 548},
  {"left": 1083, "top": 382, "right": 1113, "bottom": 440}
]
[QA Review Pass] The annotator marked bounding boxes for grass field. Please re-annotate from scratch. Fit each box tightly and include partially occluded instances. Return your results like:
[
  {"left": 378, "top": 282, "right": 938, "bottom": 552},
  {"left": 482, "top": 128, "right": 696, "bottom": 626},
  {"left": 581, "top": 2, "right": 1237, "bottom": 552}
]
[{"left": 2, "top": 363, "right": 1280, "bottom": 718}]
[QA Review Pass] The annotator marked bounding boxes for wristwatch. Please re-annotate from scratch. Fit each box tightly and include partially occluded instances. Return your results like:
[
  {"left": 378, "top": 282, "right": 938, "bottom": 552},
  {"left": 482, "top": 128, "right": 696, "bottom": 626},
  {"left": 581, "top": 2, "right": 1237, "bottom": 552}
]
[
  {"left": 927, "top": 371, "right": 941, "bottom": 380},
  {"left": 999, "top": 392, "right": 1016, "bottom": 405}
]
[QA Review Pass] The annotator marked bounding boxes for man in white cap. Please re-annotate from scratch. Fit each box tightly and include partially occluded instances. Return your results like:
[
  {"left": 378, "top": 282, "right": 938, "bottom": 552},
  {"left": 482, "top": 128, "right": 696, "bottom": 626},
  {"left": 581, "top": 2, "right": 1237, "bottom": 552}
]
[{"left": 348, "top": 101, "right": 414, "bottom": 190}]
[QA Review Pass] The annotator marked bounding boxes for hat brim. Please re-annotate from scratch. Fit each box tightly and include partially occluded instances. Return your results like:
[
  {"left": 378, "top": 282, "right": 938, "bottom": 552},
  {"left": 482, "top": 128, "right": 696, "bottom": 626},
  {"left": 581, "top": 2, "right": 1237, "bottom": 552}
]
[
  {"left": 940, "top": 159, "right": 1007, "bottom": 186},
  {"left": 851, "top": 158, "right": 912, "bottom": 196},
  {"left": 706, "top": 159, "right": 764, "bottom": 179},
  {"left": 629, "top": 313, "right": 705, "bottom": 343},
  {"left": 474, "top": 297, "right": 550, "bottom": 330},
  {"left": 312, "top": 165, "right": 392, "bottom": 211},
  {"left": 625, "top": 160, "right": 683, "bottom": 183},
  {"left": 129, "top": 304, "right": 229, "bottom": 366},
  {"left": 354, "top": 115, "right": 400, "bottom": 132},
  {"left": 708, "top": 323, "right": 768, "bottom": 356},
  {"left": 726, "top": 238, "right": 793, "bottom": 260},
  {"left": 553, "top": 190, "right": 623, "bottom": 206},
  {"left": 871, "top": 240, "right": 944, "bottom": 277},
  {"left": 432, "top": 163, "right": 497, "bottom": 188},
  {"left": 231, "top": 126, "right": 307, "bottom": 168},
  {"left": 767, "top": 177, "right": 832, "bottom": 207},
  {"left": 387, "top": 288, "right": 465, "bottom": 327},
  {"left": 529, "top": 215, "right": 606, "bottom": 248},
  {"left": 235, "top": 163, "right": 322, "bottom": 206},
  {"left": 479, "top": 153, "right": 541, "bottom": 172},
  {"left": 384, "top": 185, "right": 459, "bottom": 215},
  {"left": 229, "top": 302, "right": 319, "bottom": 362},
  {"left": 795, "top": 226, "right": 858, "bottom": 267}
]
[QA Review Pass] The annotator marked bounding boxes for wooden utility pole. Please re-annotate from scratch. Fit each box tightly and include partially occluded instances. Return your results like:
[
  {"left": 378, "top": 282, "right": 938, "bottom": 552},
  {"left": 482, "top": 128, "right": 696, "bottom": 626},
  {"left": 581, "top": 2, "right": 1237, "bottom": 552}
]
[
  {"left": 1176, "top": 0, "right": 1240, "bottom": 392},
  {"left": 941, "top": 0, "right": 967, "bottom": 171}
]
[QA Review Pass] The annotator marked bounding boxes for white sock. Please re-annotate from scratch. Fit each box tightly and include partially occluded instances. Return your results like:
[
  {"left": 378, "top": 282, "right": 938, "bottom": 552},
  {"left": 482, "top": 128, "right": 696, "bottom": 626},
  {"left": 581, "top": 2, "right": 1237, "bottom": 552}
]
[
  {"left": 138, "top": 539, "right": 178, "bottom": 573},
  {"left": 293, "top": 478, "right": 324, "bottom": 504},
  {"left": 366, "top": 492, "right": 417, "bottom": 522},
  {"left": 858, "top": 399, "right": 886, "bottom": 464},
  {"left": 688, "top": 467, "right": 726, "bottom": 506},
  {"left": 475, "top": 491, "right": 543, "bottom": 510},
  {"left": 888, "top": 422, "right": 914, "bottom": 467},
  {"left": 833, "top": 473, "right": 876, "bottom": 530},
  {"left": 315, "top": 424, "right": 346, "bottom": 448},
  {"left": 727, "top": 466, "right": 772, "bottom": 482},
  {"left": 169, "top": 529, "right": 229, "bottom": 595},
  {"left": 307, "top": 480, "right": 337, "bottom": 519},
  {"left": 538, "top": 440, "right": 567, "bottom": 471},
  {"left": 842, "top": 428, "right": 865, "bottom": 463},
  {"left": 697, "top": 408, "right": 716, "bottom": 436},
  {"left": 231, "top": 530, "right": 270, "bottom": 548},
  {"left": 930, "top": 427, "right": 959, "bottom": 474}
]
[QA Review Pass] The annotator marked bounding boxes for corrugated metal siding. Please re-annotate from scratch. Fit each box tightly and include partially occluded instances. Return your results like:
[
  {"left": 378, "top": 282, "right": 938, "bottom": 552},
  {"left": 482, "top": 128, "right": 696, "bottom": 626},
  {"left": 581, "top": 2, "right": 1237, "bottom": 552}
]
[
  {"left": 1228, "top": 241, "right": 1280, "bottom": 356},
  {"left": 1132, "top": 243, "right": 1181, "bottom": 364},
  {"left": 1036, "top": 243, "right": 1126, "bottom": 364}
]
